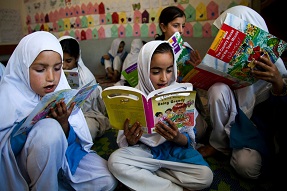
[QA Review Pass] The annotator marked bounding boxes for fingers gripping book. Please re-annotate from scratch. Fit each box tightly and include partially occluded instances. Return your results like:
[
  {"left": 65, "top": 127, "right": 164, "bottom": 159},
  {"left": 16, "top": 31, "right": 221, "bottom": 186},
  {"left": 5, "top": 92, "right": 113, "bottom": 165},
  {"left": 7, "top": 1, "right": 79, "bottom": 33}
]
[
  {"left": 13, "top": 81, "right": 98, "bottom": 136},
  {"left": 101, "top": 83, "right": 196, "bottom": 134}
]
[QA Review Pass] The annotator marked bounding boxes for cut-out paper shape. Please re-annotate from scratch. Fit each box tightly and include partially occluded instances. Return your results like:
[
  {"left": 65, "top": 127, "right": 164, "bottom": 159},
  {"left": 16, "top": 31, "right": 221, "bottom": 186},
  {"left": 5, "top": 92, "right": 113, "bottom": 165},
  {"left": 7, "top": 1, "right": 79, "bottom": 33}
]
[
  {"left": 69, "top": 30, "right": 76, "bottom": 38},
  {"left": 75, "top": 17, "right": 81, "bottom": 28},
  {"left": 87, "top": 16, "right": 94, "bottom": 27},
  {"left": 142, "top": 10, "right": 149, "bottom": 23},
  {"left": 118, "top": 25, "right": 125, "bottom": 38},
  {"left": 207, "top": 1, "right": 218, "bottom": 20},
  {"left": 134, "top": 10, "right": 141, "bottom": 24},
  {"left": 148, "top": 23, "right": 156, "bottom": 37},
  {"left": 133, "top": 23, "right": 140, "bottom": 36},
  {"left": 49, "top": 11, "right": 54, "bottom": 22},
  {"left": 75, "top": 30, "right": 81, "bottom": 41},
  {"left": 193, "top": 22, "right": 202, "bottom": 37},
  {"left": 86, "top": 28, "right": 93, "bottom": 40},
  {"left": 54, "top": 10, "right": 59, "bottom": 22},
  {"left": 40, "top": 24, "right": 44, "bottom": 31},
  {"left": 26, "top": 15, "right": 32, "bottom": 25},
  {"left": 132, "top": 3, "right": 141, "bottom": 11},
  {"left": 64, "top": 7, "right": 70, "bottom": 18},
  {"left": 100, "top": 14, "right": 106, "bottom": 25},
  {"left": 69, "top": 6, "right": 74, "bottom": 17},
  {"left": 74, "top": 5, "right": 81, "bottom": 17},
  {"left": 105, "top": 25, "right": 112, "bottom": 38},
  {"left": 106, "top": 13, "right": 112, "bottom": 24},
  {"left": 112, "top": 12, "right": 119, "bottom": 24},
  {"left": 99, "top": 2, "right": 105, "bottom": 14},
  {"left": 53, "top": 21, "right": 58, "bottom": 32},
  {"left": 87, "top": 2, "right": 94, "bottom": 14},
  {"left": 111, "top": 25, "right": 118, "bottom": 37},
  {"left": 92, "top": 28, "right": 98, "bottom": 39},
  {"left": 59, "top": 8, "right": 65, "bottom": 19},
  {"left": 81, "top": 3, "right": 88, "bottom": 15},
  {"left": 70, "top": 17, "right": 76, "bottom": 29},
  {"left": 125, "top": 24, "right": 133, "bottom": 37},
  {"left": 185, "top": 4, "right": 195, "bottom": 22},
  {"left": 81, "top": 30, "right": 86, "bottom": 40},
  {"left": 45, "top": 14, "right": 49, "bottom": 23},
  {"left": 35, "top": 13, "right": 40, "bottom": 23},
  {"left": 40, "top": 13, "right": 45, "bottom": 23},
  {"left": 58, "top": 19, "right": 64, "bottom": 32},
  {"left": 98, "top": 26, "right": 106, "bottom": 39},
  {"left": 149, "top": 9, "right": 156, "bottom": 23},
  {"left": 81, "top": 16, "right": 88, "bottom": 28},
  {"left": 93, "top": 3, "right": 99, "bottom": 14},
  {"left": 140, "top": 24, "right": 148, "bottom": 37},
  {"left": 64, "top": 18, "right": 70, "bottom": 30},
  {"left": 92, "top": 14, "right": 100, "bottom": 26},
  {"left": 196, "top": 2, "right": 207, "bottom": 21},
  {"left": 202, "top": 22, "right": 211, "bottom": 37},
  {"left": 119, "top": 12, "right": 127, "bottom": 24},
  {"left": 183, "top": 22, "right": 193, "bottom": 37}
]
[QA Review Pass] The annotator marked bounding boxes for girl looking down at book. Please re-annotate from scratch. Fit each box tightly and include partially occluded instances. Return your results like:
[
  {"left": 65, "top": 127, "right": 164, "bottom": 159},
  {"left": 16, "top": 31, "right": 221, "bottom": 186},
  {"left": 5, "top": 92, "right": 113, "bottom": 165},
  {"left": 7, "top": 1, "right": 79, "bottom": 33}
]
[
  {"left": 196, "top": 5, "right": 287, "bottom": 183},
  {"left": 59, "top": 35, "right": 111, "bottom": 139},
  {"left": 108, "top": 41, "right": 213, "bottom": 191},
  {"left": 0, "top": 31, "right": 117, "bottom": 191},
  {"left": 155, "top": 5, "right": 208, "bottom": 140},
  {"left": 101, "top": 38, "right": 128, "bottom": 82}
]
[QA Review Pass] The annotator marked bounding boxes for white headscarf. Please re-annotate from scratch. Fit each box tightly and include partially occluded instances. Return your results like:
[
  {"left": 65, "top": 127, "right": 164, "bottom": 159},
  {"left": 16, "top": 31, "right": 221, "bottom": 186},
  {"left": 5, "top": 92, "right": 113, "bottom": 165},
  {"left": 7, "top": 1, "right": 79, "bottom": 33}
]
[
  {"left": 213, "top": 5, "right": 287, "bottom": 117},
  {"left": 0, "top": 62, "right": 5, "bottom": 81},
  {"left": 136, "top": 40, "right": 178, "bottom": 95},
  {"left": 108, "top": 38, "right": 126, "bottom": 58},
  {"left": 120, "top": 38, "right": 143, "bottom": 80},
  {"left": 58, "top": 35, "right": 98, "bottom": 88}
]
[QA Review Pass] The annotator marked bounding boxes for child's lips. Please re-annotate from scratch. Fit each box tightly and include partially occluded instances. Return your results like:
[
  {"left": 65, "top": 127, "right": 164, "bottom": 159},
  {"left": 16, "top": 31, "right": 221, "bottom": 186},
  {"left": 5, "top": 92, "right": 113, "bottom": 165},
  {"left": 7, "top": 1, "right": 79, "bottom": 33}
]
[
  {"left": 157, "top": 83, "right": 167, "bottom": 88},
  {"left": 44, "top": 85, "right": 55, "bottom": 93}
]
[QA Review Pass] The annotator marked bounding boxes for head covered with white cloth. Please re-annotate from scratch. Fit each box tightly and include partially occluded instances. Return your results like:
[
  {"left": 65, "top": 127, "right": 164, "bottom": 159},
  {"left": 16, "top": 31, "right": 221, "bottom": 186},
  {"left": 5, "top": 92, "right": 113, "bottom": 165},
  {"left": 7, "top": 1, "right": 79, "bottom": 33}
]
[{"left": 214, "top": 5, "right": 287, "bottom": 117}]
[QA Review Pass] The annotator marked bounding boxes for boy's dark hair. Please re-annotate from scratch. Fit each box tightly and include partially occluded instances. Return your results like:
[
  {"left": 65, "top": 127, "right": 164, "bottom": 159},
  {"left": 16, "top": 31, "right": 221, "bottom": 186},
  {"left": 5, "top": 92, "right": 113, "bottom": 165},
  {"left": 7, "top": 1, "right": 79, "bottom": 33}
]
[
  {"left": 152, "top": 42, "right": 174, "bottom": 61},
  {"left": 60, "top": 38, "right": 80, "bottom": 59},
  {"left": 155, "top": 112, "right": 163, "bottom": 117},
  {"left": 155, "top": 6, "right": 185, "bottom": 40}
]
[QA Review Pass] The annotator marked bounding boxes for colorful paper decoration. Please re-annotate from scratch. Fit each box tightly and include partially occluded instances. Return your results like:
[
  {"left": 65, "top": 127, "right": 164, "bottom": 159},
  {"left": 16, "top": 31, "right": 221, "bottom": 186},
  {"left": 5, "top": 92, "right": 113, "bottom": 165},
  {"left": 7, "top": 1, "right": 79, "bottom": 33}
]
[
  {"left": 125, "top": 24, "right": 133, "bottom": 37},
  {"left": 140, "top": 24, "right": 148, "bottom": 37},
  {"left": 142, "top": 10, "right": 149, "bottom": 23},
  {"left": 202, "top": 22, "right": 211, "bottom": 37},
  {"left": 196, "top": 2, "right": 207, "bottom": 21},
  {"left": 207, "top": 1, "right": 218, "bottom": 20},
  {"left": 118, "top": 25, "right": 125, "bottom": 38},
  {"left": 183, "top": 22, "right": 193, "bottom": 37},
  {"left": 193, "top": 22, "right": 202, "bottom": 37},
  {"left": 148, "top": 23, "right": 156, "bottom": 37},
  {"left": 185, "top": 4, "right": 195, "bottom": 22},
  {"left": 133, "top": 23, "right": 140, "bottom": 36},
  {"left": 112, "top": 12, "right": 119, "bottom": 24}
]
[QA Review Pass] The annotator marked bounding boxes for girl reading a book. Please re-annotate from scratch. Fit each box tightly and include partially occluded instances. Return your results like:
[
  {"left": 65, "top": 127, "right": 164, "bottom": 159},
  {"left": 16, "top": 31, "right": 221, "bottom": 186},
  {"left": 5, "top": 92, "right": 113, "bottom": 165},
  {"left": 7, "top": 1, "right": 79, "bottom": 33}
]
[
  {"left": 155, "top": 6, "right": 208, "bottom": 140},
  {"left": 108, "top": 41, "right": 213, "bottom": 191},
  {"left": 196, "top": 5, "right": 287, "bottom": 182},
  {"left": 59, "top": 35, "right": 111, "bottom": 139},
  {"left": 101, "top": 38, "right": 128, "bottom": 82},
  {"left": 0, "top": 31, "right": 117, "bottom": 191}
]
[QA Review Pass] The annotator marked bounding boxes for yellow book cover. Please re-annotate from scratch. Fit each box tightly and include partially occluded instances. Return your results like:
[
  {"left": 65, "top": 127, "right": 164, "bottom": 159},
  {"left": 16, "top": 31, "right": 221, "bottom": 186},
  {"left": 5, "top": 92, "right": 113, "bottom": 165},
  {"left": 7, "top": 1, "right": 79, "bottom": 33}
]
[{"left": 102, "top": 83, "right": 196, "bottom": 134}]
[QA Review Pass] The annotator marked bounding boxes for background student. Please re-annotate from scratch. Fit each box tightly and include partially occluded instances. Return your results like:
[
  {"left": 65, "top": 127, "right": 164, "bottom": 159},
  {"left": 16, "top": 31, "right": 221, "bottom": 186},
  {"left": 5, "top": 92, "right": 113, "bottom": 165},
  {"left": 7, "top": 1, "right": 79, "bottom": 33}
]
[
  {"left": 59, "top": 35, "right": 111, "bottom": 139},
  {"left": 196, "top": 5, "right": 287, "bottom": 181},
  {"left": 155, "top": 5, "right": 208, "bottom": 142},
  {"left": 101, "top": 38, "right": 128, "bottom": 82},
  {"left": 108, "top": 41, "right": 213, "bottom": 191},
  {"left": 0, "top": 31, "right": 117, "bottom": 191},
  {"left": 115, "top": 38, "right": 144, "bottom": 86}
]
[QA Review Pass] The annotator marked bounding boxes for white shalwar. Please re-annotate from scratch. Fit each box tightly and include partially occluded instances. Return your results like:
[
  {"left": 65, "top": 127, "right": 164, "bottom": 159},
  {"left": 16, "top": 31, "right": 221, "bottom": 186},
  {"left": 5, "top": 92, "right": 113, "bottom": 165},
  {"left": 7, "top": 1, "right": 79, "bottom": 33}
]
[
  {"left": 207, "top": 5, "right": 287, "bottom": 179},
  {"left": 0, "top": 31, "right": 117, "bottom": 191},
  {"left": 108, "top": 41, "right": 213, "bottom": 191}
]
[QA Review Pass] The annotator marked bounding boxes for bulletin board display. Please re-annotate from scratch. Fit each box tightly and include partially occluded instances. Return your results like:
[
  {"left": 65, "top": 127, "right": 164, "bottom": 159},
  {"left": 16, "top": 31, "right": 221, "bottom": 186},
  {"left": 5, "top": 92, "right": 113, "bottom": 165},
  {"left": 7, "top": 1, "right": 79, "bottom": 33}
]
[{"left": 23, "top": 0, "right": 251, "bottom": 41}]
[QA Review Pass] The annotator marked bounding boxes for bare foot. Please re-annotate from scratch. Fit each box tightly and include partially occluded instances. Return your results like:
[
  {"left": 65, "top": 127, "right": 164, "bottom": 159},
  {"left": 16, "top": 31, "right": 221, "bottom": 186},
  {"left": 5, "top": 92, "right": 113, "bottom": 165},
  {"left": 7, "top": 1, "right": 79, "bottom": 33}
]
[{"left": 197, "top": 145, "right": 218, "bottom": 158}]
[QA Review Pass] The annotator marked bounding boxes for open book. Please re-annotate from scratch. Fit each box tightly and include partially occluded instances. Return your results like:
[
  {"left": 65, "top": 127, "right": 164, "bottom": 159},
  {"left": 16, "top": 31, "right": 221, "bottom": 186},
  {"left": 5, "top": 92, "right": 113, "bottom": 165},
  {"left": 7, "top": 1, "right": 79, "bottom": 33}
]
[
  {"left": 13, "top": 82, "right": 98, "bottom": 136},
  {"left": 64, "top": 69, "right": 80, "bottom": 89},
  {"left": 101, "top": 83, "right": 196, "bottom": 134},
  {"left": 173, "top": 14, "right": 287, "bottom": 90}
]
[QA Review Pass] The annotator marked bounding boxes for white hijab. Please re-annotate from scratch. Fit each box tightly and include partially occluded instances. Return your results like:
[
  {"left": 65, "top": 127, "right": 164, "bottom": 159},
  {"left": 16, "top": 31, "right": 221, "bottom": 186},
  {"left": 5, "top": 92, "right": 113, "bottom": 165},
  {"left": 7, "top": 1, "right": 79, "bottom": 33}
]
[
  {"left": 0, "top": 30, "right": 93, "bottom": 149},
  {"left": 136, "top": 40, "right": 178, "bottom": 95},
  {"left": 108, "top": 38, "right": 126, "bottom": 58},
  {"left": 120, "top": 38, "right": 143, "bottom": 80},
  {"left": 213, "top": 5, "right": 287, "bottom": 117},
  {"left": 58, "top": 35, "right": 98, "bottom": 88}
]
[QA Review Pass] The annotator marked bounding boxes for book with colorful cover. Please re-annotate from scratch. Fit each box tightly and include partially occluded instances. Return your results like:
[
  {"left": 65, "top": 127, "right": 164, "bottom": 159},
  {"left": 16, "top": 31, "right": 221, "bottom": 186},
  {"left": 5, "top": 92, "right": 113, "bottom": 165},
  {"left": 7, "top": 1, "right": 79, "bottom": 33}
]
[
  {"left": 101, "top": 83, "right": 196, "bottom": 134},
  {"left": 13, "top": 81, "right": 97, "bottom": 136},
  {"left": 172, "top": 14, "right": 287, "bottom": 90},
  {"left": 121, "top": 63, "right": 138, "bottom": 87},
  {"left": 64, "top": 69, "right": 79, "bottom": 89}
]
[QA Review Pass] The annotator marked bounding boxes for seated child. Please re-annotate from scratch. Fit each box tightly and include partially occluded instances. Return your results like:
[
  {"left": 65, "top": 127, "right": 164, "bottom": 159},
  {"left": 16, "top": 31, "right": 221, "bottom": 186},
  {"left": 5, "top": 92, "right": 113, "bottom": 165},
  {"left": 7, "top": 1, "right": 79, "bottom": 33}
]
[
  {"left": 101, "top": 38, "right": 128, "bottom": 82},
  {"left": 59, "top": 35, "right": 111, "bottom": 139}
]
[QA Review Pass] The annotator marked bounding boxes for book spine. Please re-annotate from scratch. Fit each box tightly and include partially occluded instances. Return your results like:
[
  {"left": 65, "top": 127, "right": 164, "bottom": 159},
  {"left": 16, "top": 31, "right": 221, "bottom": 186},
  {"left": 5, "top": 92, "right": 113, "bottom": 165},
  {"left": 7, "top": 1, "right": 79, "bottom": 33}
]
[{"left": 143, "top": 96, "right": 155, "bottom": 134}]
